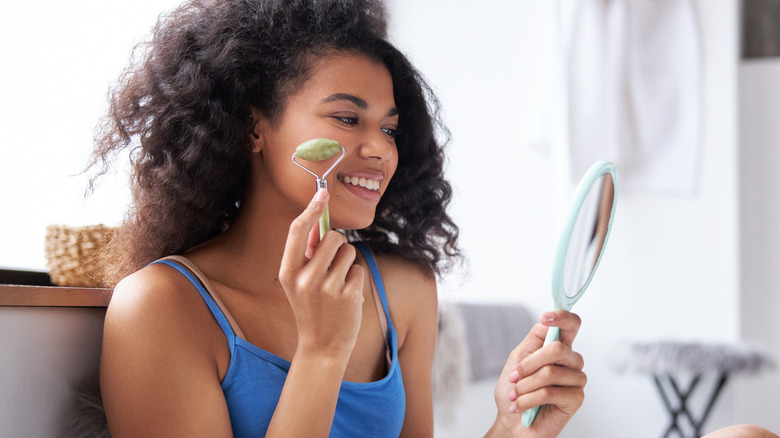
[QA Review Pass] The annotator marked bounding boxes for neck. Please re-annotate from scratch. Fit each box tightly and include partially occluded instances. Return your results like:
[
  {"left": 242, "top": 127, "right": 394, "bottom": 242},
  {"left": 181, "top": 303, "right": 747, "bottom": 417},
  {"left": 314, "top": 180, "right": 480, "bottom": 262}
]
[{"left": 188, "top": 186, "right": 301, "bottom": 295}]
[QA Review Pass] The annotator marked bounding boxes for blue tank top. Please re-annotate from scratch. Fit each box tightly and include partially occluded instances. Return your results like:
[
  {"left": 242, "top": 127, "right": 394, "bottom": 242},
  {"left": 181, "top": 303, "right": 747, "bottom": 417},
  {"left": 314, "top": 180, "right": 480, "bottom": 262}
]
[{"left": 153, "top": 243, "right": 406, "bottom": 437}]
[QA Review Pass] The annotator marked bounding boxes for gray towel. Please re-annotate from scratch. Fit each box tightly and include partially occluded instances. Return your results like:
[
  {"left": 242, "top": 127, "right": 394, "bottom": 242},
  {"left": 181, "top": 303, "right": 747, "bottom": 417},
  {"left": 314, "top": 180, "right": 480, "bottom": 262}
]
[
  {"left": 432, "top": 302, "right": 536, "bottom": 424},
  {"left": 459, "top": 303, "right": 536, "bottom": 381}
]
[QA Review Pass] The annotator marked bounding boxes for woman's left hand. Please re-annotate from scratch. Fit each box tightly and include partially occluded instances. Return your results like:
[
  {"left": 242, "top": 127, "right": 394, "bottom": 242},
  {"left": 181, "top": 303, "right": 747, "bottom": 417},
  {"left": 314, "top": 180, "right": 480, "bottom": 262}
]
[{"left": 489, "top": 310, "right": 587, "bottom": 438}]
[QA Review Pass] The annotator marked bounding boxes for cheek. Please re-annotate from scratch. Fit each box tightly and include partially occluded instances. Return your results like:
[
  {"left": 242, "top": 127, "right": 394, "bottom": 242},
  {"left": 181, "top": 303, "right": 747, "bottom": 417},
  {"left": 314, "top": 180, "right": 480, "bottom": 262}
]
[
  {"left": 260, "top": 143, "right": 293, "bottom": 183},
  {"left": 256, "top": 144, "right": 316, "bottom": 205},
  {"left": 386, "top": 155, "right": 399, "bottom": 186}
]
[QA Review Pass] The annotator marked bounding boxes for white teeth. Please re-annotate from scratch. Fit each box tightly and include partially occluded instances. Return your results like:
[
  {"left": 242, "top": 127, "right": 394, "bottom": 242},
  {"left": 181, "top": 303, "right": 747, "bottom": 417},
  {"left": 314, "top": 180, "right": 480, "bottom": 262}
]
[{"left": 340, "top": 176, "right": 380, "bottom": 191}]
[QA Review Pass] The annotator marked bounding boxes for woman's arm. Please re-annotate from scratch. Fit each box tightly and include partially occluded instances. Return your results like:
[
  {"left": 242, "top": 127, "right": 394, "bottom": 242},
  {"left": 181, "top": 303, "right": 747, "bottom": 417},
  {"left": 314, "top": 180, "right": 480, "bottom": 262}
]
[
  {"left": 398, "top": 273, "right": 438, "bottom": 437},
  {"left": 100, "top": 268, "right": 234, "bottom": 437},
  {"left": 268, "top": 189, "right": 366, "bottom": 436}
]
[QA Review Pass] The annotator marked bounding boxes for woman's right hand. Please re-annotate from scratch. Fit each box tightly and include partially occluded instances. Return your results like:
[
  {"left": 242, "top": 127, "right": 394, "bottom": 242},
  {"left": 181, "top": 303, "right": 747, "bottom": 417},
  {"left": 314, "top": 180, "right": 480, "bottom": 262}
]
[
  {"left": 269, "top": 189, "right": 366, "bottom": 436},
  {"left": 278, "top": 189, "right": 365, "bottom": 361}
]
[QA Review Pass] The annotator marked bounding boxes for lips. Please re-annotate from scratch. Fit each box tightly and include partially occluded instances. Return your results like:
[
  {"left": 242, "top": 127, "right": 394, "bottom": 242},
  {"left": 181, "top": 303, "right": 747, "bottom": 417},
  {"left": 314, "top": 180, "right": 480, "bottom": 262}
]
[{"left": 336, "top": 171, "right": 384, "bottom": 202}]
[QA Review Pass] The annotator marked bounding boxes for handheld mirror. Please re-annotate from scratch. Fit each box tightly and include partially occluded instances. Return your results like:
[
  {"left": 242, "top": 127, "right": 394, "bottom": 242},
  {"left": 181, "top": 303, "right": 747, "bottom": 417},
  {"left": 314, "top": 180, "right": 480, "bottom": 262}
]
[{"left": 522, "top": 160, "right": 618, "bottom": 427}]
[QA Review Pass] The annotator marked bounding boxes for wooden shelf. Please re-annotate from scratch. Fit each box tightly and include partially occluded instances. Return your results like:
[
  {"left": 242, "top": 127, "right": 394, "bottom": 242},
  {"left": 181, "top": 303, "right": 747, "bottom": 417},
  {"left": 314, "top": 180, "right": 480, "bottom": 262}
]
[{"left": 0, "top": 284, "right": 112, "bottom": 307}]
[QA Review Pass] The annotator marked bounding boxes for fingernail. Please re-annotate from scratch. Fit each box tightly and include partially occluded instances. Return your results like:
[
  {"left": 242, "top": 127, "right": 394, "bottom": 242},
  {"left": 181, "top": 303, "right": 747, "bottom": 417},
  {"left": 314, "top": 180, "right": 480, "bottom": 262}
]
[
  {"left": 508, "top": 390, "right": 517, "bottom": 402},
  {"left": 315, "top": 189, "right": 328, "bottom": 202},
  {"left": 509, "top": 403, "right": 517, "bottom": 413},
  {"left": 508, "top": 370, "right": 520, "bottom": 382},
  {"left": 542, "top": 312, "right": 555, "bottom": 323}
]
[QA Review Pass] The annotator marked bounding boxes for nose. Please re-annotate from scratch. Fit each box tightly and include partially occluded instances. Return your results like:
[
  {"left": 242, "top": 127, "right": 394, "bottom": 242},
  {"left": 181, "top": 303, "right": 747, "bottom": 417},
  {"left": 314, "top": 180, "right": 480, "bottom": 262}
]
[{"left": 356, "top": 129, "right": 396, "bottom": 162}]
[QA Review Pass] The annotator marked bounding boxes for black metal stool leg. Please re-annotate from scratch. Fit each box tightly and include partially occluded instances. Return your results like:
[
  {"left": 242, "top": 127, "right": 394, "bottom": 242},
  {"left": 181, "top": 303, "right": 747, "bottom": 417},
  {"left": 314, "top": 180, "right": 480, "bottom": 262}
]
[
  {"left": 669, "top": 374, "right": 702, "bottom": 435},
  {"left": 654, "top": 375, "right": 684, "bottom": 438},
  {"left": 692, "top": 373, "right": 729, "bottom": 437},
  {"left": 652, "top": 373, "right": 732, "bottom": 438}
]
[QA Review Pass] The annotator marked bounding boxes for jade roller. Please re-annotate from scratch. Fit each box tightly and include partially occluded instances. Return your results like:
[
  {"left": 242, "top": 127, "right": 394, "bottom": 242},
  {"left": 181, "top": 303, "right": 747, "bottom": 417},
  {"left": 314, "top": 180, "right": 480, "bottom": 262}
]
[{"left": 291, "top": 138, "right": 346, "bottom": 238}]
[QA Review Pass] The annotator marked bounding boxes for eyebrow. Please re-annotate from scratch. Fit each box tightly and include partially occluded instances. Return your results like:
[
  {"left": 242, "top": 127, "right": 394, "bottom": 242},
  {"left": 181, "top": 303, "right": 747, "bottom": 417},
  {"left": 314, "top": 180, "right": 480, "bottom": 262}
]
[{"left": 320, "top": 93, "right": 399, "bottom": 117}]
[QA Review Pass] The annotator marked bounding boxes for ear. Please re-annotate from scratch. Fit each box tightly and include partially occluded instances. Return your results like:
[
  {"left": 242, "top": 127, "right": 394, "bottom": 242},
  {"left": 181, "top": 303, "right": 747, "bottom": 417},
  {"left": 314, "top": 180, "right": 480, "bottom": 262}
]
[{"left": 248, "top": 107, "right": 265, "bottom": 153}]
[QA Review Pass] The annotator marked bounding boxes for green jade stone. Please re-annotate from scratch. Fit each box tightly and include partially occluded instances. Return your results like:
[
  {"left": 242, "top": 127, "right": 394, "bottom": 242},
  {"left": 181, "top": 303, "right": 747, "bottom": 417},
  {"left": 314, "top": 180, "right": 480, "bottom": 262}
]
[{"left": 295, "top": 138, "right": 340, "bottom": 161}]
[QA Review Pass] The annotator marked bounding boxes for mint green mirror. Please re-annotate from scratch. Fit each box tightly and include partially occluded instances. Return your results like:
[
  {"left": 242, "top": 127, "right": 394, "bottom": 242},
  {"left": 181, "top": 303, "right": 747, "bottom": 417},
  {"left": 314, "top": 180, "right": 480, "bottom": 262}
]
[{"left": 523, "top": 160, "right": 619, "bottom": 427}]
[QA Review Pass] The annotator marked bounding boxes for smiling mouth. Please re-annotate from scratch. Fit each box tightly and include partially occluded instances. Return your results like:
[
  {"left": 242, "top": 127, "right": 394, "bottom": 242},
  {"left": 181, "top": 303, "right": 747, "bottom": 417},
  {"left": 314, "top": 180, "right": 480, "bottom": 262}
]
[{"left": 338, "top": 176, "right": 381, "bottom": 191}]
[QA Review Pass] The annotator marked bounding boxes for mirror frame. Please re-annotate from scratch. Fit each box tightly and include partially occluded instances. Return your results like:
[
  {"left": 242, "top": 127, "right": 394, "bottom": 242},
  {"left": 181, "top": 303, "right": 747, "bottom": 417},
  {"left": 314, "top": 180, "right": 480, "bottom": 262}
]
[{"left": 551, "top": 161, "right": 618, "bottom": 311}]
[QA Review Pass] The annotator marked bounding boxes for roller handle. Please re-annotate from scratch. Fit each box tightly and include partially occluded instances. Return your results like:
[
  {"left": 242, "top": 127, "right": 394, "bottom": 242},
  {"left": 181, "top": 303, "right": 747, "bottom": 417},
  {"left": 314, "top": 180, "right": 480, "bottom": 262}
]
[{"left": 316, "top": 179, "right": 329, "bottom": 239}]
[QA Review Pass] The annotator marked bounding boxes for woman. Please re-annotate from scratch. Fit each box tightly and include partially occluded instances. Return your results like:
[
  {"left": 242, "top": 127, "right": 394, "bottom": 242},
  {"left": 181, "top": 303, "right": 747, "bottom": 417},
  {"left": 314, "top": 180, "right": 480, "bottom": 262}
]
[{"left": 92, "top": 0, "right": 587, "bottom": 436}]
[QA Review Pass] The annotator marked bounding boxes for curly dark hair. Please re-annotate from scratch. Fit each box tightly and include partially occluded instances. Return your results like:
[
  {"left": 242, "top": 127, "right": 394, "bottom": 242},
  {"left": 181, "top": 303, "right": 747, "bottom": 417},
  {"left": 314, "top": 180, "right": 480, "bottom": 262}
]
[{"left": 89, "top": 0, "right": 460, "bottom": 285}]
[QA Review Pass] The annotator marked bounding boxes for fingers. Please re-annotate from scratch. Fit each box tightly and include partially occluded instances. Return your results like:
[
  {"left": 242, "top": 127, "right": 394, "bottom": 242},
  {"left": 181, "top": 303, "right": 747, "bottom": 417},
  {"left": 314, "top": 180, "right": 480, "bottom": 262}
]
[
  {"left": 505, "top": 311, "right": 582, "bottom": 365},
  {"left": 305, "top": 220, "right": 321, "bottom": 259},
  {"left": 504, "top": 344, "right": 587, "bottom": 418},
  {"left": 510, "top": 312, "right": 584, "bottom": 386},
  {"left": 314, "top": 238, "right": 359, "bottom": 290},
  {"left": 281, "top": 189, "right": 329, "bottom": 272},
  {"left": 515, "top": 341, "right": 584, "bottom": 379},
  {"left": 279, "top": 188, "right": 359, "bottom": 298},
  {"left": 510, "top": 384, "right": 586, "bottom": 417},
  {"left": 539, "top": 311, "right": 582, "bottom": 347},
  {"left": 510, "top": 353, "right": 586, "bottom": 396},
  {"left": 344, "top": 263, "right": 366, "bottom": 296}
]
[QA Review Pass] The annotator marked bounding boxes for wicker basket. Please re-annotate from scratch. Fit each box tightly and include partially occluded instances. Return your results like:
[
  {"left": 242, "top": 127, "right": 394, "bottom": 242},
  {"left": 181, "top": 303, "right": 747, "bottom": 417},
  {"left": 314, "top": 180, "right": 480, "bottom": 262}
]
[{"left": 44, "top": 224, "right": 115, "bottom": 287}]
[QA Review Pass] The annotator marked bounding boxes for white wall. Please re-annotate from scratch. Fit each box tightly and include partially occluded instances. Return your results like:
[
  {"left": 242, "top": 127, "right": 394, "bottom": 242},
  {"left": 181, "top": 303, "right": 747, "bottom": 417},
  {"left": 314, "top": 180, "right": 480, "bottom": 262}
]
[
  {"left": 736, "top": 59, "right": 780, "bottom": 430},
  {"left": 0, "top": 0, "right": 182, "bottom": 270},
  {"left": 388, "top": 0, "right": 779, "bottom": 437}
]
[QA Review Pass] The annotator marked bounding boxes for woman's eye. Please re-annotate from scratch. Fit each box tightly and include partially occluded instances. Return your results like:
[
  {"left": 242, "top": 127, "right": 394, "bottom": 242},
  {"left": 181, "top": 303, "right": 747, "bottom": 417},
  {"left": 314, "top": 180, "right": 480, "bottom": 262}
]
[
  {"left": 333, "top": 115, "right": 358, "bottom": 126},
  {"left": 382, "top": 127, "right": 398, "bottom": 139}
]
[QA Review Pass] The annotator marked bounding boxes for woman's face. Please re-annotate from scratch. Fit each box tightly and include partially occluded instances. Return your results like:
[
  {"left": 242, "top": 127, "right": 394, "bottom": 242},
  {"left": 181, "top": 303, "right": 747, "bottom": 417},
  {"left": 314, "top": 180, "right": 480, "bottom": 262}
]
[{"left": 252, "top": 52, "right": 399, "bottom": 231}]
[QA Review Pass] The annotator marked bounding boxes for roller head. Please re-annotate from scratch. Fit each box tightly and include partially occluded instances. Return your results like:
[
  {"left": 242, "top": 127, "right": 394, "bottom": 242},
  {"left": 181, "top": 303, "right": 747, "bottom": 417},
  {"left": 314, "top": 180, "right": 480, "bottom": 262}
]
[{"left": 295, "top": 138, "right": 341, "bottom": 161}]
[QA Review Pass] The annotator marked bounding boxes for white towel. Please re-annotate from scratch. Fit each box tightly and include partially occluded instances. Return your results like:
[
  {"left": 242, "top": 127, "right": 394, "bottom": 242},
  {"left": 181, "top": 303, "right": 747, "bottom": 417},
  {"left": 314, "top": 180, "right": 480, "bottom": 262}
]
[{"left": 562, "top": 0, "right": 701, "bottom": 195}]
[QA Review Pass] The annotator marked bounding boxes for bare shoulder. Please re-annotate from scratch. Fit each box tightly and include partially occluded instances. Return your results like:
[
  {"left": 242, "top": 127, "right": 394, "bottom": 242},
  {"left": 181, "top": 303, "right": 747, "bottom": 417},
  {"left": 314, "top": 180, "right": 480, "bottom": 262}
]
[
  {"left": 103, "top": 262, "right": 226, "bottom": 364},
  {"left": 372, "top": 252, "right": 437, "bottom": 302},
  {"left": 109, "top": 263, "right": 180, "bottom": 310},
  {"left": 101, "top": 262, "right": 232, "bottom": 435},
  {"left": 370, "top": 252, "right": 438, "bottom": 342},
  {"left": 369, "top": 252, "right": 439, "bottom": 434},
  {"left": 104, "top": 260, "right": 231, "bottom": 356},
  {"left": 107, "top": 262, "right": 205, "bottom": 332}
]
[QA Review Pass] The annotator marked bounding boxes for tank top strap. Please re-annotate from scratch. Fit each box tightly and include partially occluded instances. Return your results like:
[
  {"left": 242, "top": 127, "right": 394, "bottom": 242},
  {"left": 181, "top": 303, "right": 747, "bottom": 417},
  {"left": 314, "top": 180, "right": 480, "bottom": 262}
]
[
  {"left": 354, "top": 242, "right": 394, "bottom": 333},
  {"left": 152, "top": 257, "right": 244, "bottom": 350}
]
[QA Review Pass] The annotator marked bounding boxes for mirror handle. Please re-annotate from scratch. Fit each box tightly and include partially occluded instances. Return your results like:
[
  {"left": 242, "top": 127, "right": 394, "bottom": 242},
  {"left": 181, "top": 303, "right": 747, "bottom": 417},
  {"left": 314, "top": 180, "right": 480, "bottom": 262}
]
[{"left": 521, "top": 326, "right": 561, "bottom": 427}]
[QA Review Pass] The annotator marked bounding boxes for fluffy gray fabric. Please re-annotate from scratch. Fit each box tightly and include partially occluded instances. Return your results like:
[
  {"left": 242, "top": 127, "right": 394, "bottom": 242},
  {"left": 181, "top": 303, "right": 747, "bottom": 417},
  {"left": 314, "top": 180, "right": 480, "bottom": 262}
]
[
  {"left": 66, "top": 386, "right": 110, "bottom": 438},
  {"left": 611, "top": 341, "right": 775, "bottom": 375},
  {"left": 433, "top": 302, "right": 471, "bottom": 422}
]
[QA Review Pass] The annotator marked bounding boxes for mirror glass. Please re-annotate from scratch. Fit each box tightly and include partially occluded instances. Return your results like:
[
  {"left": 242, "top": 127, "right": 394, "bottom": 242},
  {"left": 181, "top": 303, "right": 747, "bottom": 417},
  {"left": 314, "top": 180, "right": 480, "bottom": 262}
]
[
  {"left": 562, "top": 173, "right": 615, "bottom": 298},
  {"left": 550, "top": 161, "right": 618, "bottom": 311}
]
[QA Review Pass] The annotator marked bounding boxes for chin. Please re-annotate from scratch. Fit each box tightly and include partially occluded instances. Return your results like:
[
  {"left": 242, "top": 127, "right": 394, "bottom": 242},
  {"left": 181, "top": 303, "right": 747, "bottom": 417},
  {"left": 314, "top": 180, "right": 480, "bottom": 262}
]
[{"left": 332, "top": 216, "right": 375, "bottom": 232}]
